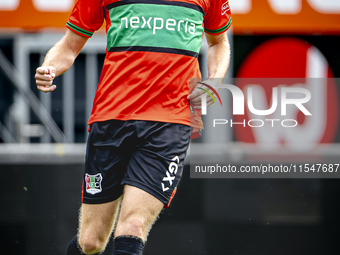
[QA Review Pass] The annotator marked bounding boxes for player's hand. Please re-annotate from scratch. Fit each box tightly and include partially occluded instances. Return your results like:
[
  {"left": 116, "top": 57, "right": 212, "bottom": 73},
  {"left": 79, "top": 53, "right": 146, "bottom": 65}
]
[
  {"left": 35, "top": 66, "right": 57, "bottom": 93},
  {"left": 187, "top": 79, "right": 220, "bottom": 109}
]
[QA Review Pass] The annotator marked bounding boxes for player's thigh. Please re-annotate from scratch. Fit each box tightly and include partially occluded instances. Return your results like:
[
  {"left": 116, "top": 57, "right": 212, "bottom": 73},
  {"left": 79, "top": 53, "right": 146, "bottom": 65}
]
[
  {"left": 115, "top": 185, "right": 163, "bottom": 238},
  {"left": 79, "top": 199, "right": 121, "bottom": 242},
  {"left": 122, "top": 122, "right": 191, "bottom": 208}
]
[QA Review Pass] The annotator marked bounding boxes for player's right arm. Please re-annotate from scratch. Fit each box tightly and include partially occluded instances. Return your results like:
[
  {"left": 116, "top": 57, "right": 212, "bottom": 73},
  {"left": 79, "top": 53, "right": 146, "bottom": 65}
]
[{"left": 35, "top": 30, "right": 88, "bottom": 93}]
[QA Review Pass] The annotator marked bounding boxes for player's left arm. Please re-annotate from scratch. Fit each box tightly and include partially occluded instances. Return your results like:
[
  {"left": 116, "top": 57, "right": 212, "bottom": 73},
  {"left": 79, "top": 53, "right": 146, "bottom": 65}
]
[{"left": 188, "top": 32, "right": 231, "bottom": 107}]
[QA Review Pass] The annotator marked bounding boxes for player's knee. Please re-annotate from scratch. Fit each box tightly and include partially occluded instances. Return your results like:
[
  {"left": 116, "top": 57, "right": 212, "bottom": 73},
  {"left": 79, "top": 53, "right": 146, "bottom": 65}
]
[
  {"left": 127, "top": 215, "right": 145, "bottom": 236},
  {"left": 78, "top": 234, "right": 105, "bottom": 254},
  {"left": 119, "top": 213, "right": 145, "bottom": 237}
]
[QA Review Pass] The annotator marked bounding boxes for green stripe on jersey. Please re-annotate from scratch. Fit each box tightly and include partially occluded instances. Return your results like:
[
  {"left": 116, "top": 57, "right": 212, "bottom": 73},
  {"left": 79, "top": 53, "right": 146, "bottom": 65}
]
[
  {"left": 66, "top": 22, "right": 94, "bottom": 37},
  {"left": 107, "top": 4, "right": 204, "bottom": 54},
  {"left": 204, "top": 18, "right": 232, "bottom": 34}
]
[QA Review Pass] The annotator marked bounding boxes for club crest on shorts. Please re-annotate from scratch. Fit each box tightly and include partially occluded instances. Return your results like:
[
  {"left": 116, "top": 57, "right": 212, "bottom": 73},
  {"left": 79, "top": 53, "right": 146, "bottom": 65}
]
[{"left": 85, "top": 173, "right": 103, "bottom": 195}]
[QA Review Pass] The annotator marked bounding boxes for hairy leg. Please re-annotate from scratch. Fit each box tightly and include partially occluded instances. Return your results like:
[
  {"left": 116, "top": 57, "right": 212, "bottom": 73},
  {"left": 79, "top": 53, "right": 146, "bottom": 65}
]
[
  {"left": 114, "top": 185, "right": 164, "bottom": 241},
  {"left": 77, "top": 198, "right": 121, "bottom": 254}
]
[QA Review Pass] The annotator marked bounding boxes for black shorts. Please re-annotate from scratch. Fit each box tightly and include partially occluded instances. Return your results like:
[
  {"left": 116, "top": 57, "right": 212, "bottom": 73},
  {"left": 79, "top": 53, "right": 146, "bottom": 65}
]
[{"left": 82, "top": 119, "right": 191, "bottom": 208}]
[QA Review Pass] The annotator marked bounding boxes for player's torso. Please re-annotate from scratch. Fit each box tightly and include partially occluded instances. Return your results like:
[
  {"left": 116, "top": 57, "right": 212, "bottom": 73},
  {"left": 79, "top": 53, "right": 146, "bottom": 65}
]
[{"left": 88, "top": 0, "right": 211, "bottom": 126}]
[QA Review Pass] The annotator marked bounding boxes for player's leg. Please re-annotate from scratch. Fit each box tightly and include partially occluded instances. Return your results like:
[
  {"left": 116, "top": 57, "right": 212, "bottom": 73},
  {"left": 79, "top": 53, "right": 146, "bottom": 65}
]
[
  {"left": 68, "top": 120, "right": 133, "bottom": 254},
  {"left": 111, "top": 121, "right": 191, "bottom": 254},
  {"left": 78, "top": 200, "right": 121, "bottom": 254},
  {"left": 113, "top": 185, "right": 163, "bottom": 255},
  {"left": 115, "top": 185, "right": 163, "bottom": 239},
  {"left": 67, "top": 200, "right": 121, "bottom": 255}
]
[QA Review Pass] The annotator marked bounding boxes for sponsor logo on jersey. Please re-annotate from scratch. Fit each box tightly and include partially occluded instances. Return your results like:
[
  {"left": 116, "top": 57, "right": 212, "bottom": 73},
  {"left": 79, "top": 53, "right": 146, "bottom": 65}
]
[
  {"left": 222, "top": 1, "right": 230, "bottom": 15},
  {"left": 85, "top": 173, "right": 103, "bottom": 195},
  {"left": 108, "top": 4, "right": 204, "bottom": 53},
  {"left": 119, "top": 16, "right": 196, "bottom": 35}
]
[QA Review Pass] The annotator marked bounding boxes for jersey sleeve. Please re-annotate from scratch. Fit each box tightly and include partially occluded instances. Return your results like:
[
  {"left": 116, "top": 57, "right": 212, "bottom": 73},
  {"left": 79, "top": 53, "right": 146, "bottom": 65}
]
[
  {"left": 66, "top": 0, "right": 104, "bottom": 38},
  {"left": 204, "top": 0, "right": 232, "bottom": 35}
]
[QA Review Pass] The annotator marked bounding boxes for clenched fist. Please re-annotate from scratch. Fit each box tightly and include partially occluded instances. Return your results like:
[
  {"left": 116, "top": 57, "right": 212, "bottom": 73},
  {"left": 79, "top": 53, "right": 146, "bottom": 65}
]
[{"left": 35, "top": 66, "right": 57, "bottom": 93}]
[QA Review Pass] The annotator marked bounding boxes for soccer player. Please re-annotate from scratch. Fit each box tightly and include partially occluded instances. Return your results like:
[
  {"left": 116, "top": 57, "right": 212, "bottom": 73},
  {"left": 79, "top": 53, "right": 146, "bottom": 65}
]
[{"left": 35, "top": 0, "right": 231, "bottom": 254}]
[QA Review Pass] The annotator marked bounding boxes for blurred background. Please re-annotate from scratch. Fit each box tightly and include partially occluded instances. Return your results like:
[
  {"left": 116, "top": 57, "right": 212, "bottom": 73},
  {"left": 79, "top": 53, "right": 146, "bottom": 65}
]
[{"left": 1, "top": 0, "right": 340, "bottom": 254}]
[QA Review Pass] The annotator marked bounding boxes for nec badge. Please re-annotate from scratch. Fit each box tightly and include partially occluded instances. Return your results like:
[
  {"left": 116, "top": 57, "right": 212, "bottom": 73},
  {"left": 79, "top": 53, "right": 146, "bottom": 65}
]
[{"left": 85, "top": 173, "right": 103, "bottom": 195}]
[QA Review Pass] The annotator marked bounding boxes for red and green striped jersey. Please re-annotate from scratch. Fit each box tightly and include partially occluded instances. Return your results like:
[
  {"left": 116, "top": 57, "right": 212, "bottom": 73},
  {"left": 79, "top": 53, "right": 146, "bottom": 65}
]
[{"left": 66, "top": 0, "right": 232, "bottom": 128}]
